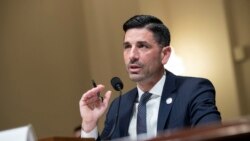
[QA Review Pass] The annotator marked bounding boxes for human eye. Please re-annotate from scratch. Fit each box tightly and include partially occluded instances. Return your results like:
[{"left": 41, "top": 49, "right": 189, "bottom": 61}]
[
  {"left": 138, "top": 42, "right": 150, "bottom": 48},
  {"left": 123, "top": 43, "right": 131, "bottom": 49}
]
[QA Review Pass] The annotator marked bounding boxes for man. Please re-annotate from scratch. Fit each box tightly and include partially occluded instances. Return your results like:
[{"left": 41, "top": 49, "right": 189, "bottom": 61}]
[{"left": 79, "top": 15, "right": 221, "bottom": 140}]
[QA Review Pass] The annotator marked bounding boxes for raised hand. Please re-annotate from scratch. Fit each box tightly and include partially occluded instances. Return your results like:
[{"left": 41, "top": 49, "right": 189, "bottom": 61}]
[{"left": 79, "top": 84, "right": 112, "bottom": 132}]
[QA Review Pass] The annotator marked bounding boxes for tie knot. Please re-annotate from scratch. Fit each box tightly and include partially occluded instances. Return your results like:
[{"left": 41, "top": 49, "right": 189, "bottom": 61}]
[{"left": 139, "top": 92, "right": 152, "bottom": 105}]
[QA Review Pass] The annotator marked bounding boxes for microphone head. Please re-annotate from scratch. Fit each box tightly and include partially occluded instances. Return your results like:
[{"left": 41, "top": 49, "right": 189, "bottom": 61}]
[{"left": 111, "top": 77, "right": 123, "bottom": 91}]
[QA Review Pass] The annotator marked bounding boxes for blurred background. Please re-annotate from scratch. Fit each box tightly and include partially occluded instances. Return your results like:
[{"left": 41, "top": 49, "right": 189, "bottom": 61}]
[{"left": 0, "top": 0, "right": 249, "bottom": 138}]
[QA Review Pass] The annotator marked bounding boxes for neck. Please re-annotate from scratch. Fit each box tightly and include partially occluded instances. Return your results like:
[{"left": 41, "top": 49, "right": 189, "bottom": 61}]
[{"left": 137, "top": 69, "right": 165, "bottom": 92}]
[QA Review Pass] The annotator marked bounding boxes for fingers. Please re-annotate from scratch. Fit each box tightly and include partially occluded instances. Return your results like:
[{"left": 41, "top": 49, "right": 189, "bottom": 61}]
[
  {"left": 81, "top": 85, "right": 102, "bottom": 101},
  {"left": 80, "top": 84, "right": 111, "bottom": 108},
  {"left": 79, "top": 84, "right": 111, "bottom": 128},
  {"left": 102, "top": 90, "right": 112, "bottom": 107},
  {"left": 84, "top": 95, "right": 100, "bottom": 106},
  {"left": 82, "top": 85, "right": 104, "bottom": 99}
]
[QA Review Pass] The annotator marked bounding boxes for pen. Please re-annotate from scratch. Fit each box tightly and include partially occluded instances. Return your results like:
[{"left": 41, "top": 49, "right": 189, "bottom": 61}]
[{"left": 91, "top": 80, "right": 103, "bottom": 102}]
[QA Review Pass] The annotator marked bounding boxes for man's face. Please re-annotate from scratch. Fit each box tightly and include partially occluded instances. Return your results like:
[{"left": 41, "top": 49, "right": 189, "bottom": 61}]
[{"left": 123, "top": 28, "right": 170, "bottom": 83}]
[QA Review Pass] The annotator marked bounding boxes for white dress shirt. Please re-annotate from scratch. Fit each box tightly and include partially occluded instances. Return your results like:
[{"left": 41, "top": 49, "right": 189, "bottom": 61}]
[
  {"left": 128, "top": 73, "right": 165, "bottom": 139},
  {"left": 81, "top": 73, "right": 166, "bottom": 139}
]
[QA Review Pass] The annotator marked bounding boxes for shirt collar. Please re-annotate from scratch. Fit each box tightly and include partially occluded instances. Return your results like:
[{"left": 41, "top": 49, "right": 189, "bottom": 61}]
[{"left": 137, "top": 72, "right": 166, "bottom": 100}]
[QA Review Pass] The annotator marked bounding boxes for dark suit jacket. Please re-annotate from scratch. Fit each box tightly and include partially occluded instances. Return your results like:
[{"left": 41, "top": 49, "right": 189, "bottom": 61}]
[{"left": 100, "top": 70, "right": 221, "bottom": 140}]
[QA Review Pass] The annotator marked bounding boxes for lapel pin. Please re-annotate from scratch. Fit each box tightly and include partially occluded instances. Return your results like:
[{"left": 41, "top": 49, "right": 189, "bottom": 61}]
[{"left": 166, "top": 97, "right": 172, "bottom": 104}]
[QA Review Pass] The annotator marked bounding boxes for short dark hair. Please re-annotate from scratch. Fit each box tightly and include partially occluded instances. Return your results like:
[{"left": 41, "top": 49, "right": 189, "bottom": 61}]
[{"left": 123, "top": 15, "right": 171, "bottom": 47}]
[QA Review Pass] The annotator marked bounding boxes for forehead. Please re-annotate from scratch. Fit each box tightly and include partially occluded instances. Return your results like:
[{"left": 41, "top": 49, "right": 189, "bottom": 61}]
[{"left": 124, "top": 28, "right": 156, "bottom": 43}]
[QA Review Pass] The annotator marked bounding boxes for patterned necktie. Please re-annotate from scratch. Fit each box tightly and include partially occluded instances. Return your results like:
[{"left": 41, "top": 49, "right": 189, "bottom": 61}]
[{"left": 137, "top": 92, "right": 152, "bottom": 135}]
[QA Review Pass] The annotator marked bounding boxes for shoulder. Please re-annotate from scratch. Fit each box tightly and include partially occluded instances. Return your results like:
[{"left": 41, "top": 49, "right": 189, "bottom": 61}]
[
  {"left": 175, "top": 75, "right": 214, "bottom": 89},
  {"left": 166, "top": 70, "right": 214, "bottom": 89},
  {"left": 173, "top": 75, "right": 216, "bottom": 103},
  {"left": 166, "top": 71, "right": 215, "bottom": 99}
]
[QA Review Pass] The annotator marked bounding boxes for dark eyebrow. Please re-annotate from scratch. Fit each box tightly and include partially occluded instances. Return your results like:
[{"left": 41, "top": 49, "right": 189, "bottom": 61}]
[
  {"left": 137, "top": 41, "right": 152, "bottom": 47},
  {"left": 123, "top": 41, "right": 151, "bottom": 47},
  {"left": 123, "top": 42, "right": 130, "bottom": 46},
  {"left": 137, "top": 41, "right": 149, "bottom": 44}
]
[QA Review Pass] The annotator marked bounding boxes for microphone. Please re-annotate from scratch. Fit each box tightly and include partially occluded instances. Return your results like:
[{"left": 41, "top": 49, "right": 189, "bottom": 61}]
[
  {"left": 103, "top": 77, "right": 123, "bottom": 140},
  {"left": 111, "top": 77, "right": 123, "bottom": 91}
]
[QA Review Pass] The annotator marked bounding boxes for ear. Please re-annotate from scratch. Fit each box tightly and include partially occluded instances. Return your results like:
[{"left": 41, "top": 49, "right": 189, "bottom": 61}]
[{"left": 161, "top": 46, "right": 171, "bottom": 65}]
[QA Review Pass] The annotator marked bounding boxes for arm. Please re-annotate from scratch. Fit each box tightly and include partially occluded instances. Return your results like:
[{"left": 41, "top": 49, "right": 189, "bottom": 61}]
[
  {"left": 189, "top": 78, "right": 221, "bottom": 126},
  {"left": 79, "top": 84, "right": 112, "bottom": 137}
]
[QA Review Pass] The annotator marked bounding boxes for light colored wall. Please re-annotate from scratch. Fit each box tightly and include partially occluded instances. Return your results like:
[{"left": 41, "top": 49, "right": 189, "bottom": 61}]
[
  {"left": 0, "top": 0, "right": 248, "bottom": 138},
  {"left": 0, "top": 0, "right": 90, "bottom": 138},
  {"left": 225, "top": 0, "right": 250, "bottom": 115}
]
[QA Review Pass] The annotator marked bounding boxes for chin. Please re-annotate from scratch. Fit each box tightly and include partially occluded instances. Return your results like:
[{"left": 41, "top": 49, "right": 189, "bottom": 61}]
[{"left": 129, "top": 74, "right": 144, "bottom": 82}]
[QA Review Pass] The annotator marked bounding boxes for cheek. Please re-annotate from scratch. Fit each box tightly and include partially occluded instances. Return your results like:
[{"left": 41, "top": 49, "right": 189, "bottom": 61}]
[
  {"left": 123, "top": 52, "right": 129, "bottom": 64},
  {"left": 123, "top": 51, "right": 126, "bottom": 58},
  {"left": 145, "top": 54, "right": 162, "bottom": 67},
  {"left": 155, "top": 58, "right": 163, "bottom": 67}
]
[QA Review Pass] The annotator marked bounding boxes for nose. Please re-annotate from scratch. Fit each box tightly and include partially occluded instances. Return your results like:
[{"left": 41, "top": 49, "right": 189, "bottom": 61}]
[{"left": 129, "top": 46, "right": 139, "bottom": 62}]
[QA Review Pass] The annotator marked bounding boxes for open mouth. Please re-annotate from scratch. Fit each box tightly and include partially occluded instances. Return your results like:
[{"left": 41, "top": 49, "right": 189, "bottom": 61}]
[{"left": 129, "top": 64, "right": 141, "bottom": 73}]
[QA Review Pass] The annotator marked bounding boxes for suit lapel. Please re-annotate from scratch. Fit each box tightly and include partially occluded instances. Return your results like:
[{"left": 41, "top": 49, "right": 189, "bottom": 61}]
[
  {"left": 119, "top": 88, "right": 138, "bottom": 137},
  {"left": 157, "top": 70, "right": 177, "bottom": 131}
]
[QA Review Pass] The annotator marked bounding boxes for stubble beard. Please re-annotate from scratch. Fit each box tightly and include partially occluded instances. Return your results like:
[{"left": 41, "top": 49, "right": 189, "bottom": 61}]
[{"left": 128, "top": 73, "right": 145, "bottom": 82}]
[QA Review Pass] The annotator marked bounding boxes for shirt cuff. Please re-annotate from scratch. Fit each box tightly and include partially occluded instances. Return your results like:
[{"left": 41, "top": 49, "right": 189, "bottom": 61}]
[{"left": 81, "top": 126, "right": 98, "bottom": 139}]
